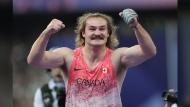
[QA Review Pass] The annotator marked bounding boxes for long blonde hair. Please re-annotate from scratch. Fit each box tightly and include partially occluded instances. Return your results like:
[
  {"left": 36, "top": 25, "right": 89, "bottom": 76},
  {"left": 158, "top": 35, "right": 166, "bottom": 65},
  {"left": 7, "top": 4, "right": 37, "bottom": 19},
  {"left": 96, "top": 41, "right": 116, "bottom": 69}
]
[{"left": 75, "top": 12, "right": 119, "bottom": 49}]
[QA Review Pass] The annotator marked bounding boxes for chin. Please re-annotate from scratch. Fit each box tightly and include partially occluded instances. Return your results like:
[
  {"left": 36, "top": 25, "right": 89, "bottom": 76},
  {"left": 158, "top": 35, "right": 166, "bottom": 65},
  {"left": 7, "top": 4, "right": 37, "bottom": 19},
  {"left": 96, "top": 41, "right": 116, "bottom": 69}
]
[
  {"left": 91, "top": 41, "right": 106, "bottom": 46},
  {"left": 92, "top": 43, "right": 105, "bottom": 47}
]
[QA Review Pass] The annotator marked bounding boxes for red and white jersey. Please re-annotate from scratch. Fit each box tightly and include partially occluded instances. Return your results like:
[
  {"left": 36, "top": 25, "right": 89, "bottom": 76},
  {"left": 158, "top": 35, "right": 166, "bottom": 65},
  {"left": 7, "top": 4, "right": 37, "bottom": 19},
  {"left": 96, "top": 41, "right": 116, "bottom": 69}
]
[{"left": 66, "top": 47, "right": 122, "bottom": 107}]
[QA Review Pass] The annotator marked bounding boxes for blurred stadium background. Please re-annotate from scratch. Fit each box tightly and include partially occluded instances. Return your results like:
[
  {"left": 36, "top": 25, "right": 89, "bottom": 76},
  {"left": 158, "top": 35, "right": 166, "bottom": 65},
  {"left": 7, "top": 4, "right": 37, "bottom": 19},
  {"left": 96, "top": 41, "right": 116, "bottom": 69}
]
[{"left": 13, "top": 0, "right": 179, "bottom": 107}]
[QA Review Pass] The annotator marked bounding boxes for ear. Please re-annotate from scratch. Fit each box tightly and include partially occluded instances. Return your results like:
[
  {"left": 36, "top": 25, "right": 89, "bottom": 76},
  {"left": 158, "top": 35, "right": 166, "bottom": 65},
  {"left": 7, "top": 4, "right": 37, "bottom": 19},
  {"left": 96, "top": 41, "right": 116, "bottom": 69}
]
[
  {"left": 107, "top": 31, "right": 110, "bottom": 37},
  {"left": 82, "top": 31, "right": 85, "bottom": 37}
]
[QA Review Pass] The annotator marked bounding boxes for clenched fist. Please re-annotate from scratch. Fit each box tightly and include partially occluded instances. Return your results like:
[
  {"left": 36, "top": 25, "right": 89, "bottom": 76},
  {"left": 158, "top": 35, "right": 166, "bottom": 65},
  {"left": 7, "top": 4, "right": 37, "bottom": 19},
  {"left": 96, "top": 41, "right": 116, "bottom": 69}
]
[
  {"left": 44, "top": 19, "right": 65, "bottom": 36},
  {"left": 119, "top": 8, "right": 138, "bottom": 28}
]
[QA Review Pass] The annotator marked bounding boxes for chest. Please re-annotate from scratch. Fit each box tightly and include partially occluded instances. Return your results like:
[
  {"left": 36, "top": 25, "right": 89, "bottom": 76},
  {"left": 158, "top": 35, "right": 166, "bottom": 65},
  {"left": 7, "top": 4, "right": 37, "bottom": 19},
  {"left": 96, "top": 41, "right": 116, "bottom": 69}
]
[
  {"left": 68, "top": 57, "right": 118, "bottom": 92},
  {"left": 70, "top": 55, "right": 116, "bottom": 79}
]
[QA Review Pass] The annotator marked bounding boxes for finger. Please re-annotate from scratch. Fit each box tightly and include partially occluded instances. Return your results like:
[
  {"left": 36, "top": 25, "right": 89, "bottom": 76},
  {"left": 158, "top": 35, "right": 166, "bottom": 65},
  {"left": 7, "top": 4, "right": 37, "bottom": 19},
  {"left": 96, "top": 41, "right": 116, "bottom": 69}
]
[
  {"left": 61, "top": 24, "right": 65, "bottom": 28},
  {"left": 57, "top": 23, "right": 65, "bottom": 29},
  {"left": 56, "top": 19, "right": 63, "bottom": 24},
  {"left": 119, "top": 12, "right": 122, "bottom": 17}
]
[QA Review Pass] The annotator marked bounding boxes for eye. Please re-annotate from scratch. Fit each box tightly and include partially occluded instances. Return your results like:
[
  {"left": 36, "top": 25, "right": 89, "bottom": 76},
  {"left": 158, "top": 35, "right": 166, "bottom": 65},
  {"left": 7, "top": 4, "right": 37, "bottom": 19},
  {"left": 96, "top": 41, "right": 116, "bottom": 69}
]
[
  {"left": 99, "top": 28, "right": 105, "bottom": 31},
  {"left": 89, "top": 28, "right": 95, "bottom": 31},
  {"left": 88, "top": 27, "right": 96, "bottom": 31}
]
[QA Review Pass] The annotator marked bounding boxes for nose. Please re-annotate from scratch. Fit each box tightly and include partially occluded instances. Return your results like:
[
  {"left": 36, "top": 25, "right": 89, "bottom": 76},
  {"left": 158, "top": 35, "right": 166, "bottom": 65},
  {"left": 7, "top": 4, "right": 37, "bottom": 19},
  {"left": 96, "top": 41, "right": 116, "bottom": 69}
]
[{"left": 94, "top": 29, "right": 101, "bottom": 36}]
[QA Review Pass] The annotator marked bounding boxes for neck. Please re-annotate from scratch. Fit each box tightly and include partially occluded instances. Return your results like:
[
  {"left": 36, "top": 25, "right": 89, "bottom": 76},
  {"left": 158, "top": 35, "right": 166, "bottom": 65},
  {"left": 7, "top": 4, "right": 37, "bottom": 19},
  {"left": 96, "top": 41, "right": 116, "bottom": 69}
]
[{"left": 82, "top": 45, "right": 107, "bottom": 66}]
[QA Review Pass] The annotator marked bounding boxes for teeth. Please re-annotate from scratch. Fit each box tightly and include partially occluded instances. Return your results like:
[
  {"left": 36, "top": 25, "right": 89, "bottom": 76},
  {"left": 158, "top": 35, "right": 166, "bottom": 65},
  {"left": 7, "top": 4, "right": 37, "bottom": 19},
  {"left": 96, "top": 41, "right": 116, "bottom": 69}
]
[
  {"left": 92, "top": 38, "right": 102, "bottom": 40},
  {"left": 92, "top": 37, "right": 103, "bottom": 39}
]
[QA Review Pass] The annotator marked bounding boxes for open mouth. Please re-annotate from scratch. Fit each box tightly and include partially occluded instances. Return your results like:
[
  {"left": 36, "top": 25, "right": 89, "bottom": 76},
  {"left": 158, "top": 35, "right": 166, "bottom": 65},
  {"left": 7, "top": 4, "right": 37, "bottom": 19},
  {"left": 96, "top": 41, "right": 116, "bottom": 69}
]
[{"left": 91, "top": 36, "right": 104, "bottom": 40}]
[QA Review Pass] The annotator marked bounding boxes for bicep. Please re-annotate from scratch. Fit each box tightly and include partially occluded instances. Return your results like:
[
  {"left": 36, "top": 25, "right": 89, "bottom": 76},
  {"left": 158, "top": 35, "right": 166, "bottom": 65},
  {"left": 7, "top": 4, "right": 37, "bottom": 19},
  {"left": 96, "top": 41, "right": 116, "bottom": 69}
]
[
  {"left": 41, "top": 51, "right": 64, "bottom": 68},
  {"left": 121, "top": 45, "right": 150, "bottom": 67},
  {"left": 39, "top": 47, "right": 73, "bottom": 69}
]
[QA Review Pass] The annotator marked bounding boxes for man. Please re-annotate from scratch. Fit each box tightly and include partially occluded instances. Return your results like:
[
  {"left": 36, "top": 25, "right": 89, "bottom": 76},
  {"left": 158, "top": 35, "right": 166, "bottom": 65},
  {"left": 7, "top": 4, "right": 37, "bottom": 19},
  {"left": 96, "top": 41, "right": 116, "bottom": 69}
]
[
  {"left": 164, "top": 89, "right": 178, "bottom": 107},
  {"left": 28, "top": 8, "right": 157, "bottom": 106},
  {"left": 33, "top": 54, "right": 66, "bottom": 107}
]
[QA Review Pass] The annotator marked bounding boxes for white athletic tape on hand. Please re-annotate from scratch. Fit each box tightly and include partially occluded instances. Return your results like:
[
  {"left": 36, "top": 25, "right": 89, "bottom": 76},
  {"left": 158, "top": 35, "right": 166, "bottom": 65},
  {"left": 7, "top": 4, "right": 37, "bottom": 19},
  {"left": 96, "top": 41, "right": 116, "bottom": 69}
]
[{"left": 122, "top": 9, "right": 138, "bottom": 25}]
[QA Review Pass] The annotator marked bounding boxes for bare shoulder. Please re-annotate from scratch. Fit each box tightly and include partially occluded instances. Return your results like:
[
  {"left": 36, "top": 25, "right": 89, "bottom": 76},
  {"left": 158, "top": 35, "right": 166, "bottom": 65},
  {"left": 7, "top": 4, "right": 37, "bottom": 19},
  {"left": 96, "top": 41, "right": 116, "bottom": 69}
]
[
  {"left": 53, "top": 47, "right": 74, "bottom": 62},
  {"left": 112, "top": 47, "right": 129, "bottom": 57},
  {"left": 111, "top": 47, "right": 129, "bottom": 69},
  {"left": 54, "top": 47, "right": 74, "bottom": 69},
  {"left": 53, "top": 47, "right": 74, "bottom": 56}
]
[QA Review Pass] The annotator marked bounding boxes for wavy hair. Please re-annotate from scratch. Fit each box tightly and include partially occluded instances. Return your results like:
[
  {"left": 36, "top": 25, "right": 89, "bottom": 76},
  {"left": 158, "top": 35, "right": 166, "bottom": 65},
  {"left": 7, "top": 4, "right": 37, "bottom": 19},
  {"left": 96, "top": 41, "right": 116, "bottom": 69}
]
[{"left": 75, "top": 12, "right": 119, "bottom": 49}]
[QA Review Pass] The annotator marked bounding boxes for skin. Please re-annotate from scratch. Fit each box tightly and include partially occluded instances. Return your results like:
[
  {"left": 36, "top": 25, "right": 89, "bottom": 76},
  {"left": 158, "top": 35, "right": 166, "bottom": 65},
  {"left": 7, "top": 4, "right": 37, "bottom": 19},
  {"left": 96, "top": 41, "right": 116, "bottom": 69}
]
[
  {"left": 51, "top": 68, "right": 64, "bottom": 82},
  {"left": 27, "top": 11, "right": 157, "bottom": 92}
]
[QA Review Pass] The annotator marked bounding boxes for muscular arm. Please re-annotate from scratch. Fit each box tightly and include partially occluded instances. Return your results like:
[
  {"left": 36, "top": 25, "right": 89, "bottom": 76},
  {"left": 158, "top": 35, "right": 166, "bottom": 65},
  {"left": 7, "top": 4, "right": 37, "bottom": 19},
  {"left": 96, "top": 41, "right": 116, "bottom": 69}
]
[
  {"left": 117, "top": 9, "right": 156, "bottom": 68},
  {"left": 121, "top": 23, "right": 157, "bottom": 67},
  {"left": 27, "top": 19, "right": 66, "bottom": 68}
]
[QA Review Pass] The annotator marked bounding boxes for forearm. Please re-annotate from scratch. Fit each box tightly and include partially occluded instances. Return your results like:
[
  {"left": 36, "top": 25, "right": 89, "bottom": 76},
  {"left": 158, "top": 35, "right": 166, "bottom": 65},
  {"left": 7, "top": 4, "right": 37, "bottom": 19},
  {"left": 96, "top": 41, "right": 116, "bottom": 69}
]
[
  {"left": 133, "top": 23, "right": 157, "bottom": 56},
  {"left": 27, "top": 30, "right": 50, "bottom": 66}
]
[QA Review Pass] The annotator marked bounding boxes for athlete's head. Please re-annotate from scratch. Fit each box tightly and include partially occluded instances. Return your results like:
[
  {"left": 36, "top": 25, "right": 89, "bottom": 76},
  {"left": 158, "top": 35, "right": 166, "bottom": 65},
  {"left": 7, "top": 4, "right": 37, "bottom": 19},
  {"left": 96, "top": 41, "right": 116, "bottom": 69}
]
[{"left": 75, "top": 12, "right": 119, "bottom": 49}]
